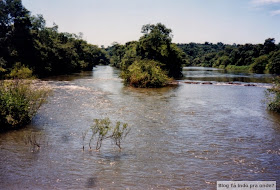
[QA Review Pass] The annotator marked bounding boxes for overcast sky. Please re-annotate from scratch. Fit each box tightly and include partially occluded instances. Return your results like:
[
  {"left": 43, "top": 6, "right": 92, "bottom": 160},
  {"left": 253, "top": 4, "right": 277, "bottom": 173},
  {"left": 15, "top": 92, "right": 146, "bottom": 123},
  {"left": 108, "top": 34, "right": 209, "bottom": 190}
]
[{"left": 22, "top": 0, "right": 280, "bottom": 47}]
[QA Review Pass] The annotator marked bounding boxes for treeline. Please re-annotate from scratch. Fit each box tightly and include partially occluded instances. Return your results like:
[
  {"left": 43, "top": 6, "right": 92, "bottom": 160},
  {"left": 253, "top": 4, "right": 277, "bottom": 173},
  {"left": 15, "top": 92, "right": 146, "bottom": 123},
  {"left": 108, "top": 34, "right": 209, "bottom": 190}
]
[
  {"left": 0, "top": 0, "right": 109, "bottom": 78},
  {"left": 177, "top": 39, "right": 280, "bottom": 74},
  {"left": 106, "top": 23, "right": 187, "bottom": 87}
]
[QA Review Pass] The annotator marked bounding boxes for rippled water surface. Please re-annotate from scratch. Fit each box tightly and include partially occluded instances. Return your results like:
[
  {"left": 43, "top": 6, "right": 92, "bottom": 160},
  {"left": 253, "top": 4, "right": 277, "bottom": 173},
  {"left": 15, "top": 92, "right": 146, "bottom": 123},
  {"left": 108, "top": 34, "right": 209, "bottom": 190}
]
[
  {"left": 0, "top": 66, "right": 280, "bottom": 189},
  {"left": 183, "top": 67, "right": 275, "bottom": 84}
]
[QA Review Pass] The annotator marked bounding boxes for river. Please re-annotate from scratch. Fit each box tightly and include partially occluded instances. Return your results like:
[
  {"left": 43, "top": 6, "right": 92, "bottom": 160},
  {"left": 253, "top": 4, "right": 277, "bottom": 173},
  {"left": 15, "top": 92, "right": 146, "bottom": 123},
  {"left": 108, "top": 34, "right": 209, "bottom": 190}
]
[{"left": 0, "top": 66, "right": 279, "bottom": 189}]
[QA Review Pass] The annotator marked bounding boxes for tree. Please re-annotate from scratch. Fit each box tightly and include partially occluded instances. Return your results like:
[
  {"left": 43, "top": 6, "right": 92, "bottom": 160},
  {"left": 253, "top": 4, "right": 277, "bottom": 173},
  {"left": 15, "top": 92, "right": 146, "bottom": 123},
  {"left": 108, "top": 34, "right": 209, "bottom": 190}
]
[
  {"left": 0, "top": 0, "right": 32, "bottom": 69},
  {"left": 262, "top": 38, "right": 276, "bottom": 55},
  {"left": 213, "top": 55, "right": 231, "bottom": 68},
  {"left": 136, "top": 23, "right": 184, "bottom": 78},
  {"left": 266, "top": 50, "right": 280, "bottom": 74},
  {"left": 109, "top": 42, "right": 126, "bottom": 68},
  {"left": 176, "top": 38, "right": 279, "bottom": 73},
  {"left": 0, "top": 1, "right": 110, "bottom": 77},
  {"left": 250, "top": 55, "right": 268, "bottom": 73}
]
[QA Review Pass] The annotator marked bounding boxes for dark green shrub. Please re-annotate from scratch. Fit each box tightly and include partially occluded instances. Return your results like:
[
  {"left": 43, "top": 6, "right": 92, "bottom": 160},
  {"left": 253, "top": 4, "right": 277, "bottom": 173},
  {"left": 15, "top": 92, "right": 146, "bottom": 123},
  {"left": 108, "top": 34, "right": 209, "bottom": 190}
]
[
  {"left": 121, "top": 59, "right": 170, "bottom": 88},
  {"left": 249, "top": 55, "right": 268, "bottom": 73},
  {"left": 266, "top": 50, "right": 280, "bottom": 74},
  {"left": 266, "top": 76, "right": 280, "bottom": 113},
  {"left": 0, "top": 80, "right": 50, "bottom": 131},
  {"left": 8, "top": 63, "right": 34, "bottom": 79}
]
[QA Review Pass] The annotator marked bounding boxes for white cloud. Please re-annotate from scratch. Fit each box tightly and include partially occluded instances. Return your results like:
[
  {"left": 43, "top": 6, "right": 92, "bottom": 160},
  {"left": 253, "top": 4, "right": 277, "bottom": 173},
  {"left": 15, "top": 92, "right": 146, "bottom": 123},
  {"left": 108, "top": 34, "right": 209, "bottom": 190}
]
[
  {"left": 251, "top": 0, "right": 280, "bottom": 16},
  {"left": 271, "top": 9, "right": 280, "bottom": 15},
  {"left": 252, "top": 0, "right": 280, "bottom": 5}
]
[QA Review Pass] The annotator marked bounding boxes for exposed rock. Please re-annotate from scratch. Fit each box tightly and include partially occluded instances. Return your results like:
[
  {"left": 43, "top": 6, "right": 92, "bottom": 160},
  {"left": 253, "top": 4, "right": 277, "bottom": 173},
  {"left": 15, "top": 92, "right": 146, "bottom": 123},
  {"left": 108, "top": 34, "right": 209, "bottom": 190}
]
[
  {"left": 244, "top": 84, "right": 256, "bottom": 86},
  {"left": 201, "top": 82, "right": 213, "bottom": 85},
  {"left": 228, "top": 82, "right": 242, "bottom": 85},
  {"left": 184, "top": 81, "right": 200, "bottom": 84}
]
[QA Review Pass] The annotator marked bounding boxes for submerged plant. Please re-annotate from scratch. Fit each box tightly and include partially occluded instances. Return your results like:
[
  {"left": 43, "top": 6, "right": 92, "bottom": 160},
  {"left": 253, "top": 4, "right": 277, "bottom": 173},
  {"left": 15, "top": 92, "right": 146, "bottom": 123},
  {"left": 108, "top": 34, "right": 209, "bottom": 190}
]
[
  {"left": 111, "top": 121, "right": 129, "bottom": 149},
  {"left": 84, "top": 118, "right": 130, "bottom": 151},
  {"left": 24, "top": 132, "right": 42, "bottom": 152},
  {"left": 90, "top": 118, "right": 112, "bottom": 150}
]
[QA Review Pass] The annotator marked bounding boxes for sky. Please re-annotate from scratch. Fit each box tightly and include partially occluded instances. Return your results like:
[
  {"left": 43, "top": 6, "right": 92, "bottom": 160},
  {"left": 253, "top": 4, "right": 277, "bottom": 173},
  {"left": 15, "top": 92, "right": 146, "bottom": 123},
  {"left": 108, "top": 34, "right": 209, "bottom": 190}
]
[{"left": 21, "top": 0, "right": 280, "bottom": 47}]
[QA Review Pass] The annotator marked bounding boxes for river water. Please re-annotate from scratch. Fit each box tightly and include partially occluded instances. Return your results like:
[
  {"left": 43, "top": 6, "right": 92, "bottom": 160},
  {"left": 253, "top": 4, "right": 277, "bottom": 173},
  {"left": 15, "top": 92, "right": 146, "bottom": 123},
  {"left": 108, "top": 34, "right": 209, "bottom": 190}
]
[{"left": 0, "top": 66, "right": 279, "bottom": 189}]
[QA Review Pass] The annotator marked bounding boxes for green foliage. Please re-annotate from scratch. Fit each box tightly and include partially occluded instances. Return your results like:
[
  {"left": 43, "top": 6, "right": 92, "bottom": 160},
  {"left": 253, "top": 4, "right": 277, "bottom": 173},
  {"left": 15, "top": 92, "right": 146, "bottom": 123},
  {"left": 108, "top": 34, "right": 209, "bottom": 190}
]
[
  {"left": 0, "top": 1, "right": 109, "bottom": 78},
  {"left": 213, "top": 55, "right": 231, "bottom": 68},
  {"left": 119, "top": 42, "right": 139, "bottom": 70},
  {"left": 107, "top": 23, "right": 186, "bottom": 80},
  {"left": 90, "top": 118, "right": 111, "bottom": 150},
  {"left": 8, "top": 63, "right": 34, "bottom": 79},
  {"left": 108, "top": 42, "right": 126, "bottom": 68},
  {"left": 136, "top": 23, "right": 184, "bottom": 78},
  {"left": 225, "top": 65, "right": 250, "bottom": 72},
  {"left": 86, "top": 118, "right": 130, "bottom": 150},
  {"left": 0, "top": 57, "right": 7, "bottom": 77},
  {"left": 121, "top": 59, "right": 170, "bottom": 88},
  {"left": 111, "top": 121, "right": 129, "bottom": 149},
  {"left": 266, "top": 77, "right": 280, "bottom": 113},
  {"left": 250, "top": 55, "right": 269, "bottom": 73},
  {"left": 266, "top": 50, "right": 280, "bottom": 74},
  {"left": 0, "top": 80, "right": 51, "bottom": 131},
  {"left": 177, "top": 38, "right": 279, "bottom": 74}
]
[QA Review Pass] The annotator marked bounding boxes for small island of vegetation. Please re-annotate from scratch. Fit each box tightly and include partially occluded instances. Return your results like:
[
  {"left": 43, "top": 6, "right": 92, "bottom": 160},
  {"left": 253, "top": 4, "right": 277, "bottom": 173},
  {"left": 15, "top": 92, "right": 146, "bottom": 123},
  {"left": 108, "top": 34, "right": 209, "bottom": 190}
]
[{"left": 108, "top": 23, "right": 187, "bottom": 87}]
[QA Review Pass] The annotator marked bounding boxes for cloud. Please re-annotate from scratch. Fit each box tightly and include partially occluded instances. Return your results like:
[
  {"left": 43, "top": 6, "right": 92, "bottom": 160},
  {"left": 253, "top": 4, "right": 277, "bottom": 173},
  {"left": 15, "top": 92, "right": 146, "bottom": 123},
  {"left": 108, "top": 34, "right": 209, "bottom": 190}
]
[
  {"left": 271, "top": 9, "right": 280, "bottom": 15},
  {"left": 251, "top": 0, "right": 280, "bottom": 16},
  {"left": 252, "top": 0, "right": 280, "bottom": 5}
]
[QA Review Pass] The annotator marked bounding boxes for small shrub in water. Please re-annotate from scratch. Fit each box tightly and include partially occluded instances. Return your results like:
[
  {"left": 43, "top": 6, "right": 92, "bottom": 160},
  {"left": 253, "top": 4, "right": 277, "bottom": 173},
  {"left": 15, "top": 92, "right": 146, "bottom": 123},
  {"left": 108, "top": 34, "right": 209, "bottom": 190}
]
[
  {"left": 121, "top": 59, "right": 170, "bottom": 88},
  {"left": 84, "top": 118, "right": 130, "bottom": 151}
]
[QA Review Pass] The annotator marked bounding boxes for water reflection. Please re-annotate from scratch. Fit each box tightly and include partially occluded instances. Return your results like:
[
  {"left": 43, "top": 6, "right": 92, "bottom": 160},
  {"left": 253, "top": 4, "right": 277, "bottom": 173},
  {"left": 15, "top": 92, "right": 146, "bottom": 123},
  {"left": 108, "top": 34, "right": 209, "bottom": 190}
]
[
  {"left": 86, "top": 177, "right": 97, "bottom": 188},
  {"left": 182, "top": 66, "right": 276, "bottom": 83}
]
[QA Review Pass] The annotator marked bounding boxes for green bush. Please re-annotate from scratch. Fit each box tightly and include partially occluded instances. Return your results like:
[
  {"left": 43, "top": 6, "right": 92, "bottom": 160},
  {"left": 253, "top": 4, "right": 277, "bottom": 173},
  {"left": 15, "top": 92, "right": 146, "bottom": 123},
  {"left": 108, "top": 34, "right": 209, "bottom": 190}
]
[
  {"left": 266, "top": 77, "right": 280, "bottom": 113},
  {"left": 0, "top": 80, "right": 50, "bottom": 131},
  {"left": 213, "top": 55, "right": 231, "bottom": 68},
  {"left": 225, "top": 65, "right": 250, "bottom": 72},
  {"left": 266, "top": 50, "right": 280, "bottom": 74},
  {"left": 121, "top": 59, "right": 170, "bottom": 88},
  {"left": 249, "top": 55, "right": 268, "bottom": 73},
  {"left": 8, "top": 63, "right": 34, "bottom": 79}
]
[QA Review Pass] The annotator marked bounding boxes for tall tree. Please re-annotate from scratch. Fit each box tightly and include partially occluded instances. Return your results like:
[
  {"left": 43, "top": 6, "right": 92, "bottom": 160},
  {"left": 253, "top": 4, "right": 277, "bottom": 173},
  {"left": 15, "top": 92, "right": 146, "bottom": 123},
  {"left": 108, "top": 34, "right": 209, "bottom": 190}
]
[
  {"left": 136, "top": 23, "right": 185, "bottom": 78},
  {"left": 0, "top": 0, "right": 32, "bottom": 69}
]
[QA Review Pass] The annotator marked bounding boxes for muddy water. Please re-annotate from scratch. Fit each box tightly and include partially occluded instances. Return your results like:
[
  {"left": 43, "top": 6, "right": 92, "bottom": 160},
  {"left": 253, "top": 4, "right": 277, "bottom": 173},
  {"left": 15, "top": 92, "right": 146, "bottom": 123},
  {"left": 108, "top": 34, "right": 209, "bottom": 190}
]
[{"left": 0, "top": 66, "right": 279, "bottom": 189}]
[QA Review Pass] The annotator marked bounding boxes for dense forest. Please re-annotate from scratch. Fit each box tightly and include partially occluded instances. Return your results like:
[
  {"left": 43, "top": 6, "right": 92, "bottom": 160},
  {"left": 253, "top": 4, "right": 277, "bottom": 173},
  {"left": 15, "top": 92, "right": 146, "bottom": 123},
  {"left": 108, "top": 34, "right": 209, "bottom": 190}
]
[
  {"left": 177, "top": 39, "right": 280, "bottom": 74},
  {"left": 1, "top": 0, "right": 280, "bottom": 79},
  {"left": 107, "top": 38, "right": 280, "bottom": 75},
  {"left": 0, "top": 0, "right": 109, "bottom": 78}
]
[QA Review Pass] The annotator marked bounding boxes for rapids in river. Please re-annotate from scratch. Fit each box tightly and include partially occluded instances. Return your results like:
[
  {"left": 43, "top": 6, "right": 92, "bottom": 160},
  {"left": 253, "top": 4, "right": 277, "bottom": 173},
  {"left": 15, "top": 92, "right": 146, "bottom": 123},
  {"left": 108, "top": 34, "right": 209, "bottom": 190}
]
[{"left": 0, "top": 66, "right": 279, "bottom": 189}]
